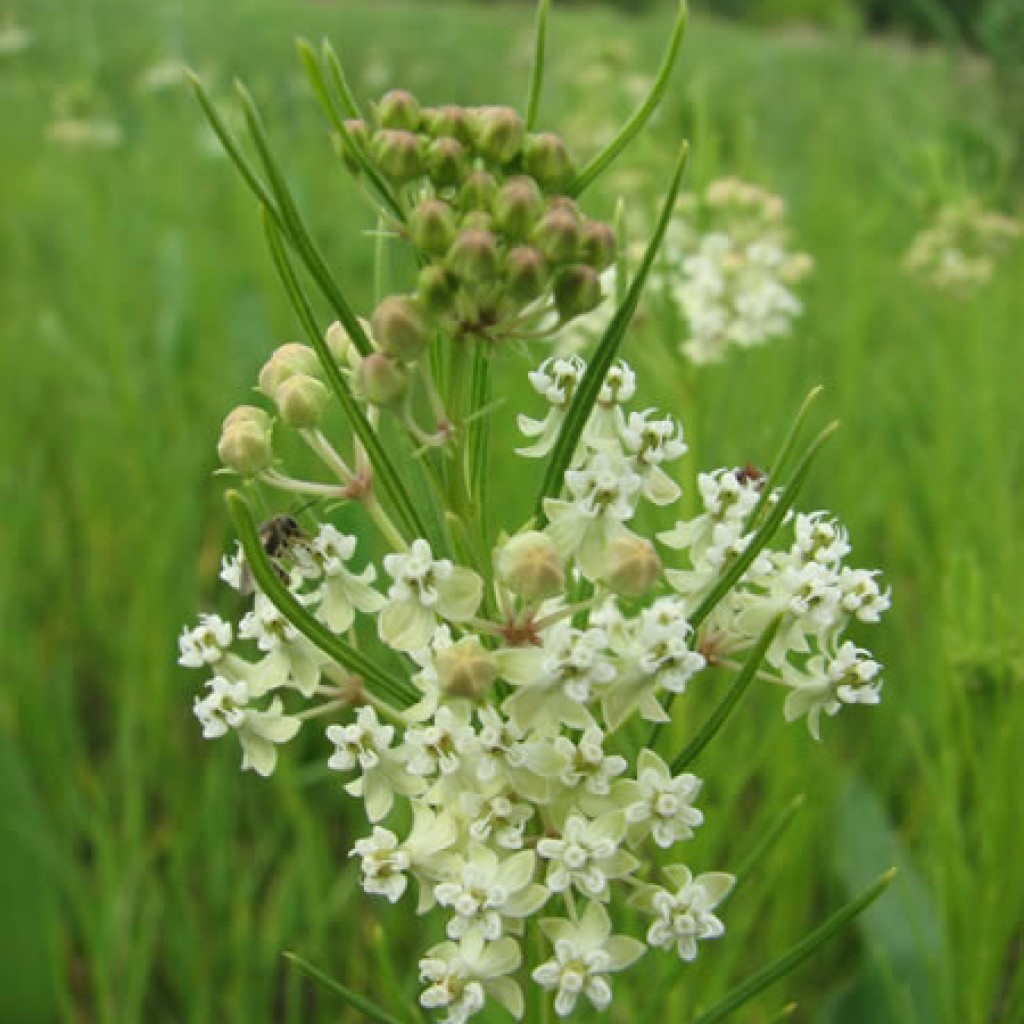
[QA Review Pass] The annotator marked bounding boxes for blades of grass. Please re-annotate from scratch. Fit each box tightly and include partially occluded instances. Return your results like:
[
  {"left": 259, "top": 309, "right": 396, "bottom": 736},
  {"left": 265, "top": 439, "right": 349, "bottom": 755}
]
[
  {"left": 535, "top": 141, "right": 689, "bottom": 518},
  {"left": 567, "top": 1, "right": 689, "bottom": 197},
  {"left": 689, "top": 421, "right": 839, "bottom": 632},
  {"left": 296, "top": 40, "right": 407, "bottom": 224},
  {"left": 262, "top": 213, "right": 429, "bottom": 543},
  {"left": 669, "top": 616, "right": 781, "bottom": 772},
  {"left": 687, "top": 869, "right": 898, "bottom": 1024},
  {"left": 320, "top": 40, "right": 364, "bottom": 120},
  {"left": 236, "top": 82, "right": 375, "bottom": 359},
  {"left": 524, "top": 0, "right": 551, "bottom": 131},
  {"left": 467, "top": 343, "right": 491, "bottom": 509},
  {"left": 732, "top": 794, "right": 806, "bottom": 885},
  {"left": 282, "top": 952, "right": 411, "bottom": 1024},
  {"left": 226, "top": 491, "right": 417, "bottom": 708}
]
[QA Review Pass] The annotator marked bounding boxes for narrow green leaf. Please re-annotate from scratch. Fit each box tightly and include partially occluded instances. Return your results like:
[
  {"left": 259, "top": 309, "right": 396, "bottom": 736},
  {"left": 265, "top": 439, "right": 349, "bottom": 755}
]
[
  {"left": 670, "top": 616, "right": 781, "bottom": 772},
  {"left": 535, "top": 140, "right": 689, "bottom": 518},
  {"left": 261, "top": 214, "right": 431, "bottom": 543},
  {"left": 525, "top": 0, "right": 551, "bottom": 131},
  {"left": 283, "top": 951, "right": 412, "bottom": 1024},
  {"left": 226, "top": 491, "right": 417, "bottom": 707},
  {"left": 733, "top": 793, "right": 806, "bottom": 885},
  {"left": 688, "top": 869, "right": 898, "bottom": 1024},
  {"left": 320, "top": 40, "right": 364, "bottom": 120},
  {"left": 468, "top": 343, "right": 491, "bottom": 507},
  {"left": 567, "top": 1, "right": 689, "bottom": 197}
]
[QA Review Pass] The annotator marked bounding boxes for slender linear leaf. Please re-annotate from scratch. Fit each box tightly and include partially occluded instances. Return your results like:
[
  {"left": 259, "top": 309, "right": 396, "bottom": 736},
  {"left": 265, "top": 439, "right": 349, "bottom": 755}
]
[
  {"left": 567, "top": 0, "right": 689, "bottom": 197},
  {"left": 283, "top": 952, "right": 412, "bottom": 1024},
  {"left": 535, "top": 140, "right": 689, "bottom": 518},
  {"left": 688, "top": 869, "right": 898, "bottom": 1024},
  {"left": 733, "top": 794, "right": 806, "bottom": 884},
  {"left": 525, "top": 0, "right": 551, "bottom": 131}
]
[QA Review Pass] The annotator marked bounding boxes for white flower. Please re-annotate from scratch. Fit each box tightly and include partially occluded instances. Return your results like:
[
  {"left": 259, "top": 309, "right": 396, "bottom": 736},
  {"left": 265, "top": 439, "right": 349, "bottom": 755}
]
[
  {"left": 622, "top": 749, "right": 704, "bottom": 849},
  {"left": 462, "top": 790, "right": 535, "bottom": 850},
  {"left": 404, "top": 705, "right": 479, "bottom": 778},
  {"left": 238, "top": 593, "right": 326, "bottom": 696},
  {"left": 516, "top": 356, "right": 586, "bottom": 458},
  {"left": 219, "top": 543, "right": 247, "bottom": 591},
  {"left": 352, "top": 826, "right": 412, "bottom": 903},
  {"left": 536, "top": 811, "right": 638, "bottom": 901},
  {"left": 178, "top": 614, "right": 233, "bottom": 668},
  {"left": 620, "top": 409, "right": 687, "bottom": 505},
  {"left": 419, "top": 933, "right": 524, "bottom": 1024},
  {"left": 532, "top": 901, "right": 645, "bottom": 1017},
  {"left": 309, "top": 525, "right": 385, "bottom": 632},
  {"left": 379, "top": 539, "right": 483, "bottom": 651},
  {"left": 638, "top": 864, "right": 734, "bottom": 961}
]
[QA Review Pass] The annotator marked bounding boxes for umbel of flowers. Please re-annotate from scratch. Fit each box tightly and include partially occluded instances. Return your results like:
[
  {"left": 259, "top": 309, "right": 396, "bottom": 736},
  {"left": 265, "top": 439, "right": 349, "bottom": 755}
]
[{"left": 181, "top": 6, "right": 891, "bottom": 1021}]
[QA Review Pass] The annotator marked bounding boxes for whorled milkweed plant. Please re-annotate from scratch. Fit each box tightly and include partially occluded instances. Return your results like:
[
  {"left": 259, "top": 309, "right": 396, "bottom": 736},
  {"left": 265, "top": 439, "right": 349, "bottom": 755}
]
[{"left": 179, "top": 3, "right": 895, "bottom": 1020}]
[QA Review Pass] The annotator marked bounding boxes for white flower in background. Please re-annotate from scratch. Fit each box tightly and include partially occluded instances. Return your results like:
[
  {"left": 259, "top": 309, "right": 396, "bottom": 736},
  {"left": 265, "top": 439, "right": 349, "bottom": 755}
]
[
  {"left": 136, "top": 59, "right": 186, "bottom": 92},
  {"left": 532, "top": 901, "right": 646, "bottom": 1017},
  {"left": 379, "top": 539, "right": 483, "bottom": 651},
  {"left": 309, "top": 525, "right": 386, "bottom": 632},
  {"left": 419, "top": 932, "right": 524, "bottom": 1024},
  {"left": 622, "top": 749, "right": 704, "bottom": 849},
  {"left": 0, "top": 22, "right": 32, "bottom": 55},
  {"left": 517, "top": 356, "right": 585, "bottom": 458},
  {"left": 636, "top": 865, "right": 735, "bottom": 961}
]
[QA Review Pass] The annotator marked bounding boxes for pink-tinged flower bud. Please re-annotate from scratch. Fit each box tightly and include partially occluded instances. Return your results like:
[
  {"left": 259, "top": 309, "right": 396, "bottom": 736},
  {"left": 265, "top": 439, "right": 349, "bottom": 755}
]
[
  {"left": 424, "top": 104, "right": 470, "bottom": 142},
  {"left": 553, "top": 264, "right": 602, "bottom": 319},
  {"left": 469, "top": 105, "right": 525, "bottom": 165},
  {"left": 338, "top": 118, "right": 369, "bottom": 174},
  {"left": 446, "top": 228, "right": 500, "bottom": 284},
  {"left": 217, "top": 405, "right": 273, "bottom": 476},
  {"left": 494, "top": 175, "right": 544, "bottom": 240},
  {"left": 523, "top": 132, "right": 577, "bottom": 192},
  {"left": 325, "top": 319, "right": 372, "bottom": 367},
  {"left": 505, "top": 245, "right": 549, "bottom": 303},
  {"left": 603, "top": 535, "right": 662, "bottom": 597},
  {"left": 496, "top": 531, "right": 565, "bottom": 602},
  {"left": 354, "top": 352, "right": 408, "bottom": 409},
  {"left": 417, "top": 264, "right": 457, "bottom": 316},
  {"left": 371, "top": 129, "right": 423, "bottom": 184},
  {"left": 435, "top": 636, "right": 497, "bottom": 699},
  {"left": 258, "top": 343, "right": 321, "bottom": 397},
  {"left": 532, "top": 206, "right": 580, "bottom": 264},
  {"left": 275, "top": 373, "right": 330, "bottom": 428},
  {"left": 580, "top": 220, "right": 617, "bottom": 270},
  {"left": 461, "top": 210, "right": 494, "bottom": 233},
  {"left": 371, "top": 295, "right": 429, "bottom": 361},
  {"left": 425, "top": 136, "right": 467, "bottom": 189},
  {"left": 458, "top": 169, "right": 498, "bottom": 212},
  {"left": 408, "top": 198, "right": 458, "bottom": 255},
  {"left": 375, "top": 89, "right": 421, "bottom": 131}
]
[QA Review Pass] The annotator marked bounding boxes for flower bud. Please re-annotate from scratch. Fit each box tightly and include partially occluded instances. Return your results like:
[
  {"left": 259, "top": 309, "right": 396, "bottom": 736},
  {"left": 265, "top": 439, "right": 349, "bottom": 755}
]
[
  {"left": 424, "top": 104, "right": 470, "bottom": 142},
  {"left": 461, "top": 210, "right": 494, "bottom": 233},
  {"left": 458, "top": 169, "right": 498, "bottom": 212},
  {"left": 258, "top": 343, "right": 321, "bottom": 397},
  {"left": 580, "top": 220, "right": 617, "bottom": 270},
  {"left": 371, "top": 129, "right": 423, "bottom": 184},
  {"left": 325, "top": 320, "right": 371, "bottom": 367},
  {"left": 375, "top": 89, "right": 421, "bottom": 131},
  {"left": 505, "top": 245, "right": 548, "bottom": 303},
  {"left": 354, "top": 352, "right": 408, "bottom": 408},
  {"left": 217, "top": 405, "right": 273, "bottom": 476},
  {"left": 275, "top": 373, "right": 330, "bottom": 428},
  {"left": 532, "top": 206, "right": 580, "bottom": 264},
  {"left": 553, "top": 264, "right": 603, "bottom": 319},
  {"left": 523, "top": 132, "right": 577, "bottom": 192},
  {"left": 494, "top": 176, "right": 544, "bottom": 240},
  {"left": 408, "top": 198, "right": 457, "bottom": 255},
  {"left": 469, "top": 105, "right": 525, "bottom": 165},
  {"left": 496, "top": 531, "right": 565, "bottom": 602},
  {"left": 338, "top": 118, "right": 369, "bottom": 174},
  {"left": 435, "top": 636, "right": 497, "bottom": 699},
  {"left": 416, "top": 265, "right": 456, "bottom": 318},
  {"left": 425, "top": 136, "right": 467, "bottom": 189},
  {"left": 371, "top": 295, "right": 429, "bottom": 362},
  {"left": 446, "top": 228, "right": 500, "bottom": 284},
  {"left": 603, "top": 535, "right": 662, "bottom": 597}
]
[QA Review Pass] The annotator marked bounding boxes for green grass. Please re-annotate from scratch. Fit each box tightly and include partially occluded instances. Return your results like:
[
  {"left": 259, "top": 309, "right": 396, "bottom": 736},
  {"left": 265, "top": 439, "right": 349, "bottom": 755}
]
[{"left": 1, "top": 1, "right": 1022, "bottom": 1023}]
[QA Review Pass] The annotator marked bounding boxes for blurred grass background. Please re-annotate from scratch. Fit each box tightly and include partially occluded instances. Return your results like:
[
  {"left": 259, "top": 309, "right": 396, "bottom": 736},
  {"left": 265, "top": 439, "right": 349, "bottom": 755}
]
[{"left": 1, "top": 0, "right": 1023, "bottom": 1022}]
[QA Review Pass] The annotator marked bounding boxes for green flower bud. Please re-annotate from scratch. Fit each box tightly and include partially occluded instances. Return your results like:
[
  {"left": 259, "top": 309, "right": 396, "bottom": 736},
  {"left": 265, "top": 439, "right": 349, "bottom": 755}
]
[
  {"left": 523, "top": 132, "right": 577, "bottom": 192},
  {"left": 469, "top": 105, "right": 525, "bottom": 165},
  {"left": 580, "top": 220, "right": 617, "bottom": 270},
  {"left": 325, "top": 320, "right": 371, "bottom": 368},
  {"left": 275, "top": 373, "right": 330, "bottom": 428},
  {"left": 375, "top": 89, "right": 421, "bottom": 131},
  {"left": 505, "top": 245, "right": 549, "bottom": 303},
  {"left": 371, "top": 294, "right": 429, "bottom": 361},
  {"left": 435, "top": 636, "right": 497, "bottom": 699},
  {"left": 409, "top": 198, "right": 458, "bottom": 255},
  {"left": 258, "top": 343, "right": 321, "bottom": 398},
  {"left": 496, "top": 531, "right": 564, "bottom": 602},
  {"left": 532, "top": 206, "right": 580, "bottom": 264},
  {"left": 354, "top": 352, "right": 408, "bottom": 409},
  {"left": 458, "top": 169, "right": 498, "bottom": 212},
  {"left": 553, "top": 264, "right": 603, "bottom": 319},
  {"left": 338, "top": 118, "right": 369, "bottom": 174},
  {"left": 417, "top": 264, "right": 458, "bottom": 317},
  {"left": 461, "top": 210, "right": 494, "bottom": 233},
  {"left": 425, "top": 136, "right": 468, "bottom": 189},
  {"left": 371, "top": 129, "right": 423, "bottom": 184},
  {"left": 446, "top": 228, "right": 501, "bottom": 284},
  {"left": 603, "top": 535, "right": 662, "bottom": 597},
  {"left": 424, "top": 104, "right": 470, "bottom": 142},
  {"left": 494, "top": 176, "right": 544, "bottom": 240},
  {"left": 217, "top": 405, "right": 274, "bottom": 476}
]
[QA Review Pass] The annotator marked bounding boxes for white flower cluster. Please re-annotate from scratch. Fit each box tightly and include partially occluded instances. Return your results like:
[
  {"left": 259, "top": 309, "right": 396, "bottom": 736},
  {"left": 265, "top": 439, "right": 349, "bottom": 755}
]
[
  {"left": 181, "top": 351, "right": 888, "bottom": 1021},
  {"left": 903, "top": 198, "right": 1022, "bottom": 295},
  {"left": 655, "top": 177, "right": 814, "bottom": 364}
]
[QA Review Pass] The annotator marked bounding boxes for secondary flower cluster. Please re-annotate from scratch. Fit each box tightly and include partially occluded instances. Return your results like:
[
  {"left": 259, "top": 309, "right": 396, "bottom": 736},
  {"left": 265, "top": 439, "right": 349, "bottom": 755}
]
[
  {"left": 903, "top": 198, "right": 1022, "bottom": 295},
  {"left": 182, "top": 342, "right": 888, "bottom": 1020}
]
